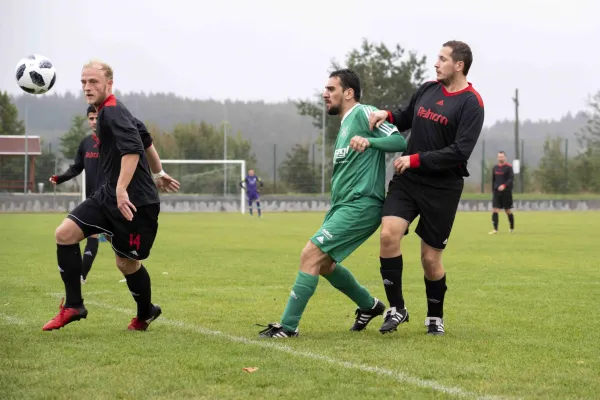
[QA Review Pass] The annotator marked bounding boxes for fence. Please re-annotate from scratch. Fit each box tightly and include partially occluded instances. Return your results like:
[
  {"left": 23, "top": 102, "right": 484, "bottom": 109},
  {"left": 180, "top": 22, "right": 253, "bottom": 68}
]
[
  {"left": 255, "top": 138, "right": 586, "bottom": 196},
  {"left": 0, "top": 137, "right": 596, "bottom": 197},
  {"left": 474, "top": 137, "right": 587, "bottom": 195},
  {"left": 0, "top": 143, "right": 78, "bottom": 195}
]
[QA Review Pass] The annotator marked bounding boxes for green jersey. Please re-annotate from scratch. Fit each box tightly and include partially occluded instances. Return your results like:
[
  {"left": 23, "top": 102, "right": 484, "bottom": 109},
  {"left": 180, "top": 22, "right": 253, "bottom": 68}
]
[{"left": 331, "top": 103, "right": 400, "bottom": 205}]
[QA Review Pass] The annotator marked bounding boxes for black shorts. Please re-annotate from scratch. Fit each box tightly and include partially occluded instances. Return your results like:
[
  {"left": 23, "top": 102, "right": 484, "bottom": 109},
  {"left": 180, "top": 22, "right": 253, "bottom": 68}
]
[
  {"left": 67, "top": 196, "right": 159, "bottom": 260},
  {"left": 382, "top": 175, "right": 463, "bottom": 250},
  {"left": 492, "top": 190, "right": 513, "bottom": 209}
]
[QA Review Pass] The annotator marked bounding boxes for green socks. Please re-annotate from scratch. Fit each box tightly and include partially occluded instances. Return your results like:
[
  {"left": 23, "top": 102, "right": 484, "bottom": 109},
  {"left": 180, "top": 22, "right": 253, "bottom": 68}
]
[
  {"left": 324, "top": 263, "right": 375, "bottom": 310},
  {"left": 280, "top": 271, "right": 319, "bottom": 332},
  {"left": 279, "top": 265, "right": 375, "bottom": 332}
]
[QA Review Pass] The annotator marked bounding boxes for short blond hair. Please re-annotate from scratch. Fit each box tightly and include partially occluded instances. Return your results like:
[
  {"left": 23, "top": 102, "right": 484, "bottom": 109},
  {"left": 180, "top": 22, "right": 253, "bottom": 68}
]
[{"left": 83, "top": 59, "right": 113, "bottom": 81}]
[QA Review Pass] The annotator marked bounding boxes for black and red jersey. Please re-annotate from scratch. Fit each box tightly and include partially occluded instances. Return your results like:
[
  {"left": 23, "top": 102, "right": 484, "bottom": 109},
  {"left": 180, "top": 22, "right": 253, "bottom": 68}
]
[
  {"left": 387, "top": 81, "right": 484, "bottom": 187},
  {"left": 135, "top": 117, "right": 154, "bottom": 151},
  {"left": 56, "top": 134, "right": 104, "bottom": 198},
  {"left": 492, "top": 163, "right": 514, "bottom": 192},
  {"left": 96, "top": 94, "right": 159, "bottom": 208}
]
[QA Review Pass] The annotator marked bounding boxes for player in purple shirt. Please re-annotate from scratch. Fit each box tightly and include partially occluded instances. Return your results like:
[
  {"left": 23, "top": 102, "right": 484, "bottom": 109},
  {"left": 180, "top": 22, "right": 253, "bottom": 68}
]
[{"left": 239, "top": 169, "right": 263, "bottom": 217}]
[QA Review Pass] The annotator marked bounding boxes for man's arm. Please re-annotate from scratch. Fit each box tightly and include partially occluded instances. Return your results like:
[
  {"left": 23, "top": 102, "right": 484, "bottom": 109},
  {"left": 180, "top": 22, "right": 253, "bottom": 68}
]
[
  {"left": 500, "top": 165, "right": 514, "bottom": 191},
  {"left": 387, "top": 96, "right": 417, "bottom": 132},
  {"left": 491, "top": 166, "right": 496, "bottom": 191},
  {"left": 136, "top": 115, "right": 180, "bottom": 193},
  {"left": 386, "top": 82, "right": 433, "bottom": 132},
  {"left": 145, "top": 144, "right": 180, "bottom": 193},
  {"left": 368, "top": 134, "right": 407, "bottom": 153},
  {"left": 145, "top": 144, "right": 162, "bottom": 174},
  {"left": 110, "top": 109, "right": 145, "bottom": 158},
  {"left": 117, "top": 154, "right": 140, "bottom": 191},
  {"left": 135, "top": 117, "right": 172, "bottom": 181},
  {"left": 505, "top": 166, "right": 514, "bottom": 189},
  {"left": 239, "top": 177, "right": 246, "bottom": 189},
  {"left": 135, "top": 118, "right": 154, "bottom": 150},
  {"left": 116, "top": 154, "right": 139, "bottom": 220},
  {"left": 408, "top": 96, "right": 484, "bottom": 171},
  {"left": 107, "top": 108, "right": 145, "bottom": 220},
  {"left": 355, "top": 108, "right": 407, "bottom": 153},
  {"left": 53, "top": 142, "right": 85, "bottom": 184}
]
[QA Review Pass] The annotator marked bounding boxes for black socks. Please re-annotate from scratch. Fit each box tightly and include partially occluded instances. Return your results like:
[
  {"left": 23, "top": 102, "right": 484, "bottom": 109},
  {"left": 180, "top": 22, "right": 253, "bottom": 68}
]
[
  {"left": 56, "top": 244, "right": 83, "bottom": 307},
  {"left": 425, "top": 274, "right": 447, "bottom": 318},
  {"left": 380, "top": 256, "right": 405, "bottom": 309},
  {"left": 81, "top": 237, "right": 99, "bottom": 280},
  {"left": 125, "top": 265, "right": 152, "bottom": 319}
]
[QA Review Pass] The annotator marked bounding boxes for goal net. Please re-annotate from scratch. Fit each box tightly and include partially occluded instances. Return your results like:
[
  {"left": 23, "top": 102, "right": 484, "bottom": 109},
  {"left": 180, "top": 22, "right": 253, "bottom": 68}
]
[{"left": 82, "top": 159, "right": 247, "bottom": 213}]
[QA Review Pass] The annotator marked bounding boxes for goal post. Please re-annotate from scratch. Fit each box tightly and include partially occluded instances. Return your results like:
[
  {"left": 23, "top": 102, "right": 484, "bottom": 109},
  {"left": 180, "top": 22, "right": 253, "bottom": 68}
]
[
  {"left": 161, "top": 160, "right": 247, "bottom": 214},
  {"left": 81, "top": 159, "right": 248, "bottom": 214}
]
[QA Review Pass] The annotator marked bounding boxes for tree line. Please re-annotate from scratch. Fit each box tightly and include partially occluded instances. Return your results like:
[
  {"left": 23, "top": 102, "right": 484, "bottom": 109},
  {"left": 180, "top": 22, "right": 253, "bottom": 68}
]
[
  {"left": 533, "top": 92, "right": 600, "bottom": 193},
  {"left": 1, "top": 38, "right": 599, "bottom": 194}
]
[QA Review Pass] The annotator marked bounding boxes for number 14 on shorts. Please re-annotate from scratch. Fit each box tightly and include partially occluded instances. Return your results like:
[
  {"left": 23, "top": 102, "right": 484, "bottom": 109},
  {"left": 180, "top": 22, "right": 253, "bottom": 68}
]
[{"left": 129, "top": 233, "right": 141, "bottom": 251}]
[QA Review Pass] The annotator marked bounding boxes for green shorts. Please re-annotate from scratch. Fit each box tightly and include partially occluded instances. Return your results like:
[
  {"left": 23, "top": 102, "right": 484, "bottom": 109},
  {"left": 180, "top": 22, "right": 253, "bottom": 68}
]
[{"left": 310, "top": 199, "right": 382, "bottom": 263}]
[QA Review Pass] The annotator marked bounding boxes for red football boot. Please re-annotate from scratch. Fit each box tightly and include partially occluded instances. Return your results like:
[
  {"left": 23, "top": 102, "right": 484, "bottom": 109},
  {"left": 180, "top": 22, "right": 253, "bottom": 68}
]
[
  {"left": 127, "top": 304, "right": 162, "bottom": 331},
  {"left": 42, "top": 298, "right": 88, "bottom": 331}
]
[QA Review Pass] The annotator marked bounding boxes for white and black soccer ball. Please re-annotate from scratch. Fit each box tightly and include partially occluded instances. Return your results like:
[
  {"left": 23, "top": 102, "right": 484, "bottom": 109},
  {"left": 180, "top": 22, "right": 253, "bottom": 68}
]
[{"left": 15, "top": 54, "right": 57, "bottom": 95}]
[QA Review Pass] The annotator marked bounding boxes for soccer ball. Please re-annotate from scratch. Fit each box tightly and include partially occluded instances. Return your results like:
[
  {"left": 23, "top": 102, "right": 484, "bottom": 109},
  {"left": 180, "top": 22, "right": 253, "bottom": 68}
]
[{"left": 15, "top": 54, "right": 57, "bottom": 95}]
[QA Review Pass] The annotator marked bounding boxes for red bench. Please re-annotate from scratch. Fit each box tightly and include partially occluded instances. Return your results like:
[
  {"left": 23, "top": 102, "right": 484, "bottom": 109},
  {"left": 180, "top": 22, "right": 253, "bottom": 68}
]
[{"left": 0, "top": 180, "right": 35, "bottom": 191}]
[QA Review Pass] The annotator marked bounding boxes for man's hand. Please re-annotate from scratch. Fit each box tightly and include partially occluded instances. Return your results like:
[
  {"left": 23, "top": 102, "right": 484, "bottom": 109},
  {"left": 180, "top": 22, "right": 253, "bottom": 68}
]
[
  {"left": 393, "top": 156, "right": 411, "bottom": 174},
  {"left": 155, "top": 173, "right": 180, "bottom": 193},
  {"left": 48, "top": 176, "right": 58, "bottom": 186},
  {"left": 349, "top": 136, "right": 370, "bottom": 153},
  {"left": 116, "top": 187, "right": 137, "bottom": 221},
  {"left": 368, "top": 110, "right": 388, "bottom": 130},
  {"left": 498, "top": 184, "right": 505, "bottom": 191}
]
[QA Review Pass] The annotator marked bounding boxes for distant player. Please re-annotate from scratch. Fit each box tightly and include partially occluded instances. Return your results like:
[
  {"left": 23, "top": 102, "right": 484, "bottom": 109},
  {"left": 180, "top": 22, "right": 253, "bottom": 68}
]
[
  {"left": 259, "top": 69, "right": 407, "bottom": 338},
  {"left": 50, "top": 105, "right": 104, "bottom": 284},
  {"left": 490, "top": 151, "right": 515, "bottom": 234},
  {"left": 239, "top": 170, "right": 263, "bottom": 216},
  {"left": 369, "top": 41, "right": 484, "bottom": 335},
  {"left": 43, "top": 59, "right": 179, "bottom": 332}
]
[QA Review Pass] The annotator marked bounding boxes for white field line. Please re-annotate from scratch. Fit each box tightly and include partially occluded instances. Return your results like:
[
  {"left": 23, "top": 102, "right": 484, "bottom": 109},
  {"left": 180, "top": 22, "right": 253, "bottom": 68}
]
[
  {"left": 0, "top": 312, "right": 25, "bottom": 325},
  {"left": 44, "top": 293, "right": 512, "bottom": 400},
  {"left": 81, "top": 290, "right": 115, "bottom": 295}
]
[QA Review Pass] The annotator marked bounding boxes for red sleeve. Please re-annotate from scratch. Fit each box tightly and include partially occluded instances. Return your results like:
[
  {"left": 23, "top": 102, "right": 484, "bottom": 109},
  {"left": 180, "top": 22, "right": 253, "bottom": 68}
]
[
  {"left": 386, "top": 110, "right": 394, "bottom": 124},
  {"left": 409, "top": 154, "right": 420, "bottom": 168}
]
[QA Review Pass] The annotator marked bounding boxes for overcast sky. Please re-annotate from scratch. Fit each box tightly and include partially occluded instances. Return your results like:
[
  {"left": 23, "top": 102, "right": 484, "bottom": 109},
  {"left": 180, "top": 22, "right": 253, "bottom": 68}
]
[{"left": 1, "top": 0, "right": 599, "bottom": 127}]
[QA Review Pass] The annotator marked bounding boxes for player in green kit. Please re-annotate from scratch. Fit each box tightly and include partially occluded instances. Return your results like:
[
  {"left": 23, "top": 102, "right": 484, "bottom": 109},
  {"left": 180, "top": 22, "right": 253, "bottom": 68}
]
[{"left": 259, "top": 69, "right": 407, "bottom": 338}]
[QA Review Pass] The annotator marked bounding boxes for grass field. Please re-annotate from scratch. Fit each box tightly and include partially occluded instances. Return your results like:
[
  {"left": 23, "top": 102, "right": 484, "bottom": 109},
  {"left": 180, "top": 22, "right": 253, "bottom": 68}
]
[{"left": 1, "top": 211, "right": 599, "bottom": 399}]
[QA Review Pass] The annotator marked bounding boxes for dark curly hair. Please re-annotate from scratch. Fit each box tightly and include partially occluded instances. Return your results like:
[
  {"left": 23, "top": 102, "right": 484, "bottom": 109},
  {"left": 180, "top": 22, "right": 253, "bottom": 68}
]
[{"left": 329, "top": 68, "right": 361, "bottom": 101}]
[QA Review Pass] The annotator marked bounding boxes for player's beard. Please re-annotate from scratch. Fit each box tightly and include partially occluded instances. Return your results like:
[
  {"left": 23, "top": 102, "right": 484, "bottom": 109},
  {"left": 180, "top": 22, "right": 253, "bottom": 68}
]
[
  {"left": 437, "top": 72, "right": 455, "bottom": 87},
  {"left": 327, "top": 104, "right": 341, "bottom": 116},
  {"left": 93, "top": 85, "right": 109, "bottom": 107}
]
